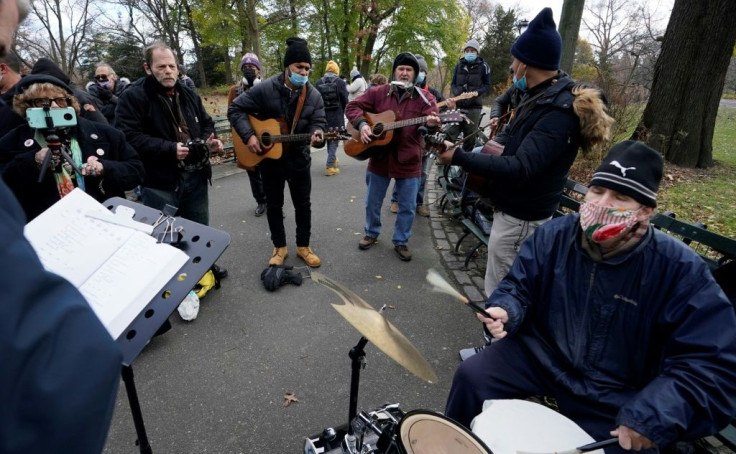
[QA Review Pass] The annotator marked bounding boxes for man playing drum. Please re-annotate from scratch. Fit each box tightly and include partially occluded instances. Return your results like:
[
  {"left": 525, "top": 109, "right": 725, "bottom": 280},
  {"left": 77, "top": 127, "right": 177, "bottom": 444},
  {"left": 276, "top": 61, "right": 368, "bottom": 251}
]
[{"left": 445, "top": 141, "right": 736, "bottom": 452}]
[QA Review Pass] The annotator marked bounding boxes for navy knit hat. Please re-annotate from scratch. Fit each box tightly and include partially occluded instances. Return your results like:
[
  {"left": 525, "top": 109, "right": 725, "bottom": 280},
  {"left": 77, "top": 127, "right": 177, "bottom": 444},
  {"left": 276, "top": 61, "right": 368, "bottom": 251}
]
[
  {"left": 511, "top": 8, "right": 562, "bottom": 70},
  {"left": 590, "top": 140, "right": 663, "bottom": 207},
  {"left": 283, "top": 37, "right": 311, "bottom": 68},
  {"left": 16, "top": 74, "right": 74, "bottom": 96},
  {"left": 392, "top": 52, "right": 419, "bottom": 81}
]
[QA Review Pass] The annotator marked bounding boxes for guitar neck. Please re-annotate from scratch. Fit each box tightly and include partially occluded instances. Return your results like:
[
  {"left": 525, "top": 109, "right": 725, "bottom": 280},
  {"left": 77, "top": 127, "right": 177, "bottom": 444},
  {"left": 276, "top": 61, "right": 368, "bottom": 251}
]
[
  {"left": 385, "top": 116, "right": 430, "bottom": 131},
  {"left": 269, "top": 133, "right": 313, "bottom": 143}
]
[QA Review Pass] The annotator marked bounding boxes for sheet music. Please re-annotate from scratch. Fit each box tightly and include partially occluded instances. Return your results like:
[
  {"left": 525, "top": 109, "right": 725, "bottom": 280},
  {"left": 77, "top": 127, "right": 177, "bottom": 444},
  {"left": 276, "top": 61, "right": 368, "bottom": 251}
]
[{"left": 25, "top": 189, "right": 189, "bottom": 339}]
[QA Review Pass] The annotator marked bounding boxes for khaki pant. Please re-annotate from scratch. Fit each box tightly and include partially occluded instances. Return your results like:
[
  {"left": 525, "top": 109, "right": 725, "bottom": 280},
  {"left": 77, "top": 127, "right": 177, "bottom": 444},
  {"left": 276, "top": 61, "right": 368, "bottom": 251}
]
[{"left": 484, "top": 211, "right": 551, "bottom": 297}]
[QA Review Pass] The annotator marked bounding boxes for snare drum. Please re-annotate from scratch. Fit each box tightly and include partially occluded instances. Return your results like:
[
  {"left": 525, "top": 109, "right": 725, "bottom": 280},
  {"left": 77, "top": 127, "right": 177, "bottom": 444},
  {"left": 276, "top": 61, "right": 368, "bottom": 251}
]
[
  {"left": 398, "top": 410, "right": 492, "bottom": 454},
  {"left": 471, "top": 399, "right": 604, "bottom": 454}
]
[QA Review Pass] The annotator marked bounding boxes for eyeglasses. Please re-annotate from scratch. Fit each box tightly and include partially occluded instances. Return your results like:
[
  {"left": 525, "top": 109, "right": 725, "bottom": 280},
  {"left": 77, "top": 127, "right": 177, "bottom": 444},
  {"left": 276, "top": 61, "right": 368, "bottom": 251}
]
[
  {"left": 94, "top": 75, "right": 109, "bottom": 81},
  {"left": 29, "top": 97, "right": 72, "bottom": 108}
]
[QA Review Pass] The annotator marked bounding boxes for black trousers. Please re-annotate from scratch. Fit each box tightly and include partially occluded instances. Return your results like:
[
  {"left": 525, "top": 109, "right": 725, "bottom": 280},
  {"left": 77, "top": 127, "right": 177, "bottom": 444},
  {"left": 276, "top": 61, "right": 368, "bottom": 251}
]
[
  {"left": 246, "top": 167, "right": 266, "bottom": 204},
  {"left": 260, "top": 152, "right": 312, "bottom": 247}
]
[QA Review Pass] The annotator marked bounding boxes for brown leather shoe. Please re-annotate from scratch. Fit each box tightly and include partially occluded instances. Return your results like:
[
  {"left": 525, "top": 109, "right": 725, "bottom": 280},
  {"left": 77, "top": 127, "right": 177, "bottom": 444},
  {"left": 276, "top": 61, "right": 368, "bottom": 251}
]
[
  {"left": 394, "top": 244, "right": 412, "bottom": 261},
  {"left": 358, "top": 236, "right": 377, "bottom": 250},
  {"left": 416, "top": 205, "right": 430, "bottom": 217},
  {"left": 268, "top": 246, "right": 288, "bottom": 266},
  {"left": 390, "top": 202, "right": 398, "bottom": 213},
  {"left": 297, "top": 246, "right": 321, "bottom": 268}
]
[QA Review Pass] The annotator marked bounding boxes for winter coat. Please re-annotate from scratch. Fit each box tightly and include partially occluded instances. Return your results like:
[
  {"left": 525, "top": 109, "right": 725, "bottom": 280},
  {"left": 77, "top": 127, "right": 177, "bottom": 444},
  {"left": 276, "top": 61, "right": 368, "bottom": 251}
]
[
  {"left": 450, "top": 56, "right": 491, "bottom": 109},
  {"left": 227, "top": 73, "right": 326, "bottom": 168},
  {"left": 345, "top": 84, "right": 437, "bottom": 178},
  {"left": 0, "top": 117, "right": 144, "bottom": 221},
  {"left": 347, "top": 76, "right": 368, "bottom": 101},
  {"left": 115, "top": 75, "right": 215, "bottom": 191},
  {"left": 315, "top": 72, "right": 349, "bottom": 128},
  {"left": 451, "top": 73, "right": 584, "bottom": 221},
  {"left": 0, "top": 174, "right": 122, "bottom": 453},
  {"left": 492, "top": 213, "right": 736, "bottom": 447},
  {"left": 87, "top": 78, "right": 130, "bottom": 124}
]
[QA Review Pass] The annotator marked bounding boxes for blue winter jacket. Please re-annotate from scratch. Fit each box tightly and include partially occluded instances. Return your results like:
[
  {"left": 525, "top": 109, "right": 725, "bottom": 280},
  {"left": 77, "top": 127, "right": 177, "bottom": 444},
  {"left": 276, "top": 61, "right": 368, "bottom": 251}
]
[{"left": 491, "top": 214, "right": 736, "bottom": 446}]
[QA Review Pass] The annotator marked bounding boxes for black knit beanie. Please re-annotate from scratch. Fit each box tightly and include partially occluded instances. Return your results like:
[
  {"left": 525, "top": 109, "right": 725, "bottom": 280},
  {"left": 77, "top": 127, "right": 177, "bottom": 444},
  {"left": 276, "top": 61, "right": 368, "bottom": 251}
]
[
  {"left": 31, "top": 58, "right": 72, "bottom": 85},
  {"left": 511, "top": 8, "right": 562, "bottom": 70},
  {"left": 392, "top": 52, "right": 419, "bottom": 81},
  {"left": 283, "top": 37, "right": 311, "bottom": 68},
  {"left": 589, "top": 140, "right": 663, "bottom": 207},
  {"left": 16, "top": 74, "right": 74, "bottom": 96}
]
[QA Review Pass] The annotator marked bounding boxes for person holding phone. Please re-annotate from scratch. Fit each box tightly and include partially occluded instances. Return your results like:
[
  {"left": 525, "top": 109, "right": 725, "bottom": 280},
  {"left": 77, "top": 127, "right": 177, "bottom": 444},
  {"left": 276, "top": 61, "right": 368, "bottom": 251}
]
[{"left": 0, "top": 74, "right": 143, "bottom": 221}]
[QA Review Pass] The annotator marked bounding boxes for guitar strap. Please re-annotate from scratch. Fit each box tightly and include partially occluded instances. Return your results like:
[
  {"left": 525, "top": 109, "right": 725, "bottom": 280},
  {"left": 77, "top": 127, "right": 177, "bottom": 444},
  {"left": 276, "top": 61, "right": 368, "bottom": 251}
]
[{"left": 291, "top": 85, "right": 307, "bottom": 134}]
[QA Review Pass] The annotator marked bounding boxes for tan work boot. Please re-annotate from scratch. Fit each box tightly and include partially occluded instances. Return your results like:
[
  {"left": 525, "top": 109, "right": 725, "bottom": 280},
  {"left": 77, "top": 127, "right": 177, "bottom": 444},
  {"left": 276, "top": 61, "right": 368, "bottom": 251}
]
[
  {"left": 297, "top": 246, "right": 321, "bottom": 268},
  {"left": 416, "top": 205, "right": 430, "bottom": 217},
  {"left": 335, "top": 157, "right": 340, "bottom": 167},
  {"left": 268, "top": 246, "right": 288, "bottom": 266},
  {"left": 325, "top": 166, "right": 340, "bottom": 176},
  {"left": 390, "top": 202, "right": 398, "bottom": 213}
]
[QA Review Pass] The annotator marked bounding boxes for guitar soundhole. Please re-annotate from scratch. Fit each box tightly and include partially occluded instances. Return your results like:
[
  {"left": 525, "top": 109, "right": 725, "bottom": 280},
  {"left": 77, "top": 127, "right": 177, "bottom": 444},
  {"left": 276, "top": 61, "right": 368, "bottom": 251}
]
[
  {"left": 261, "top": 133, "right": 272, "bottom": 148},
  {"left": 372, "top": 123, "right": 384, "bottom": 136}
]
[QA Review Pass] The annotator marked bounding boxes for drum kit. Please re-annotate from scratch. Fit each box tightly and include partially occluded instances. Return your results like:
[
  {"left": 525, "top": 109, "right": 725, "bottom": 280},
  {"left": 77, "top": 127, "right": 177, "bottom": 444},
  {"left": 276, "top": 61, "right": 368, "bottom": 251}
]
[{"left": 304, "top": 272, "right": 609, "bottom": 454}]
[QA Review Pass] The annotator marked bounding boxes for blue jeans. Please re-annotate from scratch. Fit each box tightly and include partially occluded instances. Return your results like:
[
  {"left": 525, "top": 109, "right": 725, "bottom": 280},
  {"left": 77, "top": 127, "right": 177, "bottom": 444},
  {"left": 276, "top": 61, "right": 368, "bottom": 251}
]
[
  {"left": 391, "top": 153, "right": 431, "bottom": 206},
  {"left": 142, "top": 171, "right": 209, "bottom": 225},
  {"left": 365, "top": 170, "right": 419, "bottom": 245},
  {"left": 326, "top": 141, "right": 338, "bottom": 167}
]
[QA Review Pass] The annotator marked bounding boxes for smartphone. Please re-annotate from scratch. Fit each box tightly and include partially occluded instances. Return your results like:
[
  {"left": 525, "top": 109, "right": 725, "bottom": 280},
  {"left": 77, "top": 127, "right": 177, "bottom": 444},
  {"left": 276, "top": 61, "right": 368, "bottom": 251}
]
[{"left": 26, "top": 107, "right": 78, "bottom": 129}]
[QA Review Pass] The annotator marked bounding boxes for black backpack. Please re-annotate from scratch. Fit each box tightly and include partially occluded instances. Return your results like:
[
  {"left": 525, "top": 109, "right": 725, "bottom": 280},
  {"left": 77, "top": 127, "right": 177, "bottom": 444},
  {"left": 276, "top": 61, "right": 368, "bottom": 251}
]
[{"left": 317, "top": 78, "right": 340, "bottom": 110}]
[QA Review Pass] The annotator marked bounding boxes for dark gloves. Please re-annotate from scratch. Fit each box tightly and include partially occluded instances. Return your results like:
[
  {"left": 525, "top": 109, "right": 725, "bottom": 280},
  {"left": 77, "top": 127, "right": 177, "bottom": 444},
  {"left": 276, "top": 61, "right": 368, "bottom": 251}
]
[
  {"left": 97, "top": 88, "right": 113, "bottom": 102},
  {"left": 260, "top": 265, "right": 303, "bottom": 291}
]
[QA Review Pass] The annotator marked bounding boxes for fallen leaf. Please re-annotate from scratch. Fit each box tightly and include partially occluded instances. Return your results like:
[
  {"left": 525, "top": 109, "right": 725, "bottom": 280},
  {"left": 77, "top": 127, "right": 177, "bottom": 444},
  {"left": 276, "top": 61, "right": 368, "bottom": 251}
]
[
  {"left": 435, "top": 245, "right": 444, "bottom": 250},
  {"left": 397, "top": 285, "right": 402, "bottom": 289},
  {"left": 388, "top": 305, "right": 395, "bottom": 309},
  {"left": 283, "top": 392, "right": 299, "bottom": 407},
  {"left": 336, "top": 227, "right": 342, "bottom": 231},
  {"left": 376, "top": 275, "right": 382, "bottom": 279}
]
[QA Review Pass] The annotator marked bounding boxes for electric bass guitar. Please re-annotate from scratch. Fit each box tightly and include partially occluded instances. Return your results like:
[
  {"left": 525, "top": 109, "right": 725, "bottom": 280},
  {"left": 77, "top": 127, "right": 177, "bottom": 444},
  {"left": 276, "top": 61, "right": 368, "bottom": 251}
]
[
  {"left": 437, "top": 91, "right": 478, "bottom": 109},
  {"left": 236, "top": 116, "right": 347, "bottom": 168},
  {"left": 344, "top": 110, "right": 466, "bottom": 161}
]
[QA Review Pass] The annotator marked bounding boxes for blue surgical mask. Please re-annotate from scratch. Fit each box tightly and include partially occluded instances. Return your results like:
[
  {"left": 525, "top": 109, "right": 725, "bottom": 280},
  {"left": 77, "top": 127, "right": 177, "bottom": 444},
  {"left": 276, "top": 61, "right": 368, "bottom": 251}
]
[
  {"left": 417, "top": 73, "right": 426, "bottom": 84},
  {"left": 512, "top": 67, "right": 528, "bottom": 91},
  {"left": 288, "top": 71, "right": 308, "bottom": 87},
  {"left": 464, "top": 53, "right": 477, "bottom": 62}
]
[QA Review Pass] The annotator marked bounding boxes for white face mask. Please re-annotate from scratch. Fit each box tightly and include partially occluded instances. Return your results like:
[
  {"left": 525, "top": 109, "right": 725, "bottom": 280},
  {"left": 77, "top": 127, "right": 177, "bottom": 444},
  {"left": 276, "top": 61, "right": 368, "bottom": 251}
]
[{"left": 390, "top": 80, "right": 414, "bottom": 90}]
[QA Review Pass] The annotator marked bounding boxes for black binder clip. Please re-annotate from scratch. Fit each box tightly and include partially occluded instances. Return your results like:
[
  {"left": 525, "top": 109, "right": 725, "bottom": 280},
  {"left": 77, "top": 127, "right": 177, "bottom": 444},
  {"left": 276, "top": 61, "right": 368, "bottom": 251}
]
[{"left": 156, "top": 217, "right": 185, "bottom": 245}]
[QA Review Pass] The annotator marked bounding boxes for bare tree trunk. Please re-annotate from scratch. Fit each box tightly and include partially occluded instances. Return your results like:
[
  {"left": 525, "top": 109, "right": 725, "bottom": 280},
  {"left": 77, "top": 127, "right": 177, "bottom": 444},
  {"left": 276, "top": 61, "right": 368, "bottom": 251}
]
[
  {"left": 358, "top": 0, "right": 398, "bottom": 75},
  {"left": 181, "top": 0, "right": 207, "bottom": 88},
  {"left": 632, "top": 0, "right": 736, "bottom": 167},
  {"left": 558, "top": 0, "right": 585, "bottom": 74}
]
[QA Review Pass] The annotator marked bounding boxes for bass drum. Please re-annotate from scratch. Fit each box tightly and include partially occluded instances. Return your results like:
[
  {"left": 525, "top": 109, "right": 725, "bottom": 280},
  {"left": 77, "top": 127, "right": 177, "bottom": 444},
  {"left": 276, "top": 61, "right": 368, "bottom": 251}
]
[
  {"left": 471, "top": 399, "right": 604, "bottom": 454},
  {"left": 398, "top": 410, "right": 492, "bottom": 454}
]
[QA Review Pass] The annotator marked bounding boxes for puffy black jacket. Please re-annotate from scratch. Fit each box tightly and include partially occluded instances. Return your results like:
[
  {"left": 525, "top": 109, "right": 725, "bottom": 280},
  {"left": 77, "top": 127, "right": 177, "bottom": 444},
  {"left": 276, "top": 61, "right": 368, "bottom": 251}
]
[
  {"left": 88, "top": 78, "right": 130, "bottom": 124},
  {"left": 450, "top": 57, "right": 491, "bottom": 109},
  {"left": 452, "top": 74, "right": 581, "bottom": 221},
  {"left": 493, "top": 213, "right": 736, "bottom": 446},
  {"left": 227, "top": 73, "right": 326, "bottom": 161},
  {"left": 0, "top": 117, "right": 143, "bottom": 220},
  {"left": 115, "top": 76, "right": 215, "bottom": 191}
]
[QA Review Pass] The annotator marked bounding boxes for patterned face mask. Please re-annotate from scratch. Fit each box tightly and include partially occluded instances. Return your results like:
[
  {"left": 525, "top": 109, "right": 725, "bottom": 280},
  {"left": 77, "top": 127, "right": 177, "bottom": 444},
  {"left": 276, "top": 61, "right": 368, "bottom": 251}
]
[{"left": 579, "top": 202, "right": 642, "bottom": 243}]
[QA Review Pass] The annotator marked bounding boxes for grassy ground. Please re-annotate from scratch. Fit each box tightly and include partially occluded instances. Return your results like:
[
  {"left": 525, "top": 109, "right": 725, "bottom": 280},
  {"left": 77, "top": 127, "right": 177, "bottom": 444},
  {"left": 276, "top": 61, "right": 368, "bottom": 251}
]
[{"left": 202, "top": 89, "right": 736, "bottom": 238}]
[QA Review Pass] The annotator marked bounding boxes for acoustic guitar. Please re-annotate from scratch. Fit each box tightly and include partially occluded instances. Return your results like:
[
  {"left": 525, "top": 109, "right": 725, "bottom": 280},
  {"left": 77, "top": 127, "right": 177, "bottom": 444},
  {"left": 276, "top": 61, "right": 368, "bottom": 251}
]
[
  {"left": 236, "top": 116, "right": 347, "bottom": 168},
  {"left": 344, "top": 110, "right": 466, "bottom": 161},
  {"left": 436, "top": 91, "right": 478, "bottom": 109}
]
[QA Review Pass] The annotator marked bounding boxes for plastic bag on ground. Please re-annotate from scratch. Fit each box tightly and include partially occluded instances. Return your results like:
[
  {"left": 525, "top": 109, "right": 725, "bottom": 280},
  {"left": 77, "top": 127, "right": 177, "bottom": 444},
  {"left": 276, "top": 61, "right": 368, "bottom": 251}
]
[{"left": 177, "top": 290, "right": 200, "bottom": 321}]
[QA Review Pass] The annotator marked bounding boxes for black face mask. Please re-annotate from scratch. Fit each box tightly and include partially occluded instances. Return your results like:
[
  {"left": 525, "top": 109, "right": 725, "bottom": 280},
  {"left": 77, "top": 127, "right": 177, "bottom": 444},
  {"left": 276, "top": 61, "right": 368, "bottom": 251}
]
[{"left": 243, "top": 68, "right": 257, "bottom": 84}]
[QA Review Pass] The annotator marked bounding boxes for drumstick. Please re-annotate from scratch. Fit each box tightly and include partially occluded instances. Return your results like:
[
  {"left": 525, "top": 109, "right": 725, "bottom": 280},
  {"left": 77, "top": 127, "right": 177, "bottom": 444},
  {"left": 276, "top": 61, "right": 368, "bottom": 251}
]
[
  {"left": 517, "top": 437, "right": 619, "bottom": 454},
  {"left": 425, "top": 269, "right": 489, "bottom": 317}
]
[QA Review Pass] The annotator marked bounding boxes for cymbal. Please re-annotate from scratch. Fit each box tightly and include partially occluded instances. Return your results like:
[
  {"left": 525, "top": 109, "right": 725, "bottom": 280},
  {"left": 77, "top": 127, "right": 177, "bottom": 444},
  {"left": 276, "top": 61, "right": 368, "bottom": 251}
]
[{"left": 310, "top": 271, "right": 438, "bottom": 383}]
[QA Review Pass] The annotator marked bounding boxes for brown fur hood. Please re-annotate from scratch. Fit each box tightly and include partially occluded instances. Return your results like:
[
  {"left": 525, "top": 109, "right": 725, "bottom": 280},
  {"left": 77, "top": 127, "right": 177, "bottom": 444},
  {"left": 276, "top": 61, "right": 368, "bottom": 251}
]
[{"left": 572, "top": 84, "right": 615, "bottom": 154}]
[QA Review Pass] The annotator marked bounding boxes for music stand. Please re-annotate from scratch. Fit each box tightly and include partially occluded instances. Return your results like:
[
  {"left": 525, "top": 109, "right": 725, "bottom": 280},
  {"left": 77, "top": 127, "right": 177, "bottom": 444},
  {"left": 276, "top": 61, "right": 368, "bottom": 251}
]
[{"left": 103, "top": 197, "right": 231, "bottom": 454}]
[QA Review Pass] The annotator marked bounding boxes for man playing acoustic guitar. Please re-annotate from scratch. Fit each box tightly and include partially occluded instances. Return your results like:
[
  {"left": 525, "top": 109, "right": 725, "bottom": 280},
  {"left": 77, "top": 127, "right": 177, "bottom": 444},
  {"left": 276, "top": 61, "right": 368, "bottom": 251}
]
[
  {"left": 228, "top": 37, "right": 326, "bottom": 268},
  {"left": 345, "top": 52, "right": 440, "bottom": 262}
]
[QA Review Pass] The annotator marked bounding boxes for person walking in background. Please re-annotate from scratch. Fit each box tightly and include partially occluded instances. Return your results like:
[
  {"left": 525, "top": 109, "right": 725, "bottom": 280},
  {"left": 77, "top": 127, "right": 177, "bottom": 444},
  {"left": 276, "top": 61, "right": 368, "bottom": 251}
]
[
  {"left": 87, "top": 62, "right": 130, "bottom": 124},
  {"left": 347, "top": 66, "right": 367, "bottom": 101},
  {"left": 228, "top": 52, "right": 267, "bottom": 217},
  {"left": 446, "top": 38, "right": 491, "bottom": 151},
  {"left": 390, "top": 54, "right": 455, "bottom": 218},
  {"left": 369, "top": 73, "right": 388, "bottom": 86},
  {"left": 345, "top": 52, "right": 440, "bottom": 262},
  {"left": 228, "top": 37, "right": 326, "bottom": 268},
  {"left": 315, "top": 60, "right": 348, "bottom": 176},
  {"left": 178, "top": 64, "right": 196, "bottom": 92}
]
